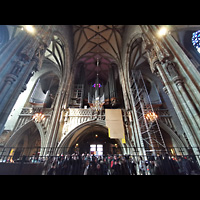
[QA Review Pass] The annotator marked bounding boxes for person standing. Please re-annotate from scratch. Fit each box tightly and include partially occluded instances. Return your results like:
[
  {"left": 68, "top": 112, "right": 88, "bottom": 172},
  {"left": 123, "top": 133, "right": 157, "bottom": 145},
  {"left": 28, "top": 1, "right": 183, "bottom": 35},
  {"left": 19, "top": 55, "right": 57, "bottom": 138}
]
[
  {"left": 139, "top": 156, "right": 146, "bottom": 175},
  {"left": 94, "top": 163, "right": 103, "bottom": 175},
  {"left": 83, "top": 160, "right": 90, "bottom": 175},
  {"left": 112, "top": 160, "right": 121, "bottom": 175},
  {"left": 47, "top": 161, "right": 57, "bottom": 175}
]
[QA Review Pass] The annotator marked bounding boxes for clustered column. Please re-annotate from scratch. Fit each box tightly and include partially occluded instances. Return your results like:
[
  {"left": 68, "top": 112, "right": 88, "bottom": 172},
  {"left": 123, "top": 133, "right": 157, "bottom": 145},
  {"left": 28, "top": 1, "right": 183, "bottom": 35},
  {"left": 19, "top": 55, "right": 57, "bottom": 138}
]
[
  {"left": 141, "top": 25, "right": 200, "bottom": 157},
  {"left": 0, "top": 25, "right": 53, "bottom": 134}
]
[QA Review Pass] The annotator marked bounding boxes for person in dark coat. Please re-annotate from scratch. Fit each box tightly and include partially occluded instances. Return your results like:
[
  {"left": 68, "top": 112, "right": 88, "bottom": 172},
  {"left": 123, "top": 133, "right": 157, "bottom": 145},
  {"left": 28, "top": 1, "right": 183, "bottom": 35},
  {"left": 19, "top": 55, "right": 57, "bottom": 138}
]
[
  {"left": 121, "top": 159, "right": 130, "bottom": 175},
  {"left": 154, "top": 157, "right": 163, "bottom": 175},
  {"left": 71, "top": 155, "right": 81, "bottom": 175},
  {"left": 64, "top": 154, "right": 72, "bottom": 175},
  {"left": 162, "top": 154, "right": 175, "bottom": 175},
  {"left": 170, "top": 157, "right": 180, "bottom": 175},
  {"left": 56, "top": 156, "right": 64, "bottom": 175},
  {"left": 129, "top": 157, "right": 137, "bottom": 175},
  {"left": 101, "top": 158, "right": 109, "bottom": 175},
  {"left": 61, "top": 161, "right": 69, "bottom": 175},
  {"left": 92, "top": 157, "right": 98, "bottom": 169},
  {"left": 47, "top": 161, "right": 56, "bottom": 175},
  {"left": 112, "top": 160, "right": 121, "bottom": 175},
  {"left": 94, "top": 163, "right": 103, "bottom": 175},
  {"left": 177, "top": 156, "right": 184, "bottom": 175},
  {"left": 181, "top": 157, "right": 192, "bottom": 175},
  {"left": 87, "top": 162, "right": 95, "bottom": 175}
]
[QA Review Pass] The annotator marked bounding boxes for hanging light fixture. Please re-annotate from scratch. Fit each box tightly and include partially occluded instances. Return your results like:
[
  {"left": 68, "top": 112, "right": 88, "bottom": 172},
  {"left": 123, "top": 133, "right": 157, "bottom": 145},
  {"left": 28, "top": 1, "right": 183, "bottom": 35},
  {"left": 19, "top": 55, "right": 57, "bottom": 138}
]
[
  {"left": 32, "top": 112, "right": 45, "bottom": 123},
  {"left": 88, "top": 27, "right": 105, "bottom": 111},
  {"left": 144, "top": 111, "right": 158, "bottom": 122},
  {"left": 89, "top": 58, "right": 105, "bottom": 111}
]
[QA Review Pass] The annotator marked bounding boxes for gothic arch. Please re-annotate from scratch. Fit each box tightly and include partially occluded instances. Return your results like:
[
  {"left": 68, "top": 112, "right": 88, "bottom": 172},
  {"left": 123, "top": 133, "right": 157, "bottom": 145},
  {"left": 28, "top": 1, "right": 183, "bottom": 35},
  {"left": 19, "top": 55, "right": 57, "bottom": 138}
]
[
  {"left": 5, "top": 120, "right": 45, "bottom": 148},
  {"left": 122, "top": 31, "right": 188, "bottom": 151},
  {"left": 123, "top": 32, "right": 144, "bottom": 83},
  {"left": 158, "top": 121, "right": 187, "bottom": 147},
  {"left": 51, "top": 30, "right": 71, "bottom": 84},
  {"left": 28, "top": 70, "right": 60, "bottom": 108},
  {"left": 27, "top": 59, "right": 61, "bottom": 106},
  {"left": 45, "top": 33, "right": 65, "bottom": 74},
  {"left": 122, "top": 34, "right": 147, "bottom": 111},
  {"left": 57, "top": 120, "right": 124, "bottom": 154}
]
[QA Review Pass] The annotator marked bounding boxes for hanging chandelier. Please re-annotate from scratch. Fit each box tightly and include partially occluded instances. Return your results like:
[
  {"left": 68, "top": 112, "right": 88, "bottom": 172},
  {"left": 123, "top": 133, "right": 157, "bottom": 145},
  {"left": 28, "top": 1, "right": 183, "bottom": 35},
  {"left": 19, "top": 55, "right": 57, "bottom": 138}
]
[
  {"left": 144, "top": 111, "right": 158, "bottom": 122},
  {"left": 89, "top": 58, "right": 105, "bottom": 111},
  {"left": 90, "top": 97, "right": 104, "bottom": 111},
  {"left": 32, "top": 112, "right": 45, "bottom": 123}
]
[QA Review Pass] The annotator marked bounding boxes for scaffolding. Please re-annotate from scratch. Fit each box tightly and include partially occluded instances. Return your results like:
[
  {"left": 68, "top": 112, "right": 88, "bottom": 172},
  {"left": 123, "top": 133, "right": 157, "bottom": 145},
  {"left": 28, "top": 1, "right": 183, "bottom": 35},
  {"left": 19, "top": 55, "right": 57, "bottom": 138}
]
[
  {"left": 69, "top": 84, "right": 84, "bottom": 108},
  {"left": 130, "top": 70, "right": 167, "bottom": 156}
]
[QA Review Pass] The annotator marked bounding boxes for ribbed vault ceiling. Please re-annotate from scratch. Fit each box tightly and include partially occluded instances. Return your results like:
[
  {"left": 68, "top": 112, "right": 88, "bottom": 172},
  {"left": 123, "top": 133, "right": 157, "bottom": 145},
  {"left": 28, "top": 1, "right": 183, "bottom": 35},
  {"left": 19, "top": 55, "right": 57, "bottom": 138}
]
[
  {"left": 73, "top": 25, "right": 124, "bottom": 61},
  {"left": 73, "top": 25, "right": 125, "bottom": 83}
]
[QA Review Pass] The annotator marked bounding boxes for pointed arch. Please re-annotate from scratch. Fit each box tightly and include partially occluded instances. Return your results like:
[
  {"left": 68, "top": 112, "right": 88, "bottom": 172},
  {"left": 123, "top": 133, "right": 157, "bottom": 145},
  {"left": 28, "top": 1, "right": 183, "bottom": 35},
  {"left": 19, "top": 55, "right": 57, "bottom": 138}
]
[
  {"left": 158, "top": 121, "right": 187, "bottom": 147},
  {"left": 57, "top": 120, "right": 124, "bottom": 154},
  {"left": 5, "top": 120, "right": 45, "bottom": 148}
]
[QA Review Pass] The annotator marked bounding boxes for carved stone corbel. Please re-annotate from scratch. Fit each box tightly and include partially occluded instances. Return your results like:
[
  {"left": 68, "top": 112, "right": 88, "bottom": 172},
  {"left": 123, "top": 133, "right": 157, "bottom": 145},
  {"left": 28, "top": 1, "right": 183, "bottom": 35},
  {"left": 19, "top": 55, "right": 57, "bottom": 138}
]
[
  {"left": 165, "top": 60, "right": 179, "bottom": 78},
  {"left": 151, "top": 33, "right": 171, "bottom": 62},
  {"left": 164, "top": 59, "right": 183, "bottom": 86},
  {"left": 142, "top": 33, "right": 161, "bottom": 74},
  {"left": 31, "top": 43, "right": 46, "bottom": 71},
  {"left": 11, "top": 58, "right": 28, "bottom": 77}
]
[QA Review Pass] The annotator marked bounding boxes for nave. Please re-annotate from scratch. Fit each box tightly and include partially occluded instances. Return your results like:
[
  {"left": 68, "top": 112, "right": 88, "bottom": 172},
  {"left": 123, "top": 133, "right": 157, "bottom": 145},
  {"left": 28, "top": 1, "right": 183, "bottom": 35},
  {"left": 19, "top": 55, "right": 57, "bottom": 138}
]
[{"left": 43, "top": 150, "right": 200, "bottom": 175}]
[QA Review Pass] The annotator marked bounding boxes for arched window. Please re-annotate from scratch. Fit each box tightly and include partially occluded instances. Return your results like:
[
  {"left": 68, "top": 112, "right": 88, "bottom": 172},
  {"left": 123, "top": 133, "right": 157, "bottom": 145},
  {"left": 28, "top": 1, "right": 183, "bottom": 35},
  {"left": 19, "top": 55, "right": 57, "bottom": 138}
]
[
  {"left": 44, "top": 35, "right": 65, "bottom": 72},
  {"left": 192, "top": 30, "right": 200, "bottom": 53}
]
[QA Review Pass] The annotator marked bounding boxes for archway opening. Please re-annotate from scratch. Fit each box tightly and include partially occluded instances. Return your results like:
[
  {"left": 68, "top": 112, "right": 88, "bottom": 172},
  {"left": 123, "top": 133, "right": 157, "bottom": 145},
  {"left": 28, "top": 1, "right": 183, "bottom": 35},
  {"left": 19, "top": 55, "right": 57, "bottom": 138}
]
[
  {"left": 6, "top": 122, "right": 41, "bottom": 161},
  {"left": 61, "top": 125, "right": 122, "bottom": 155},
  {"left": 28, "top": 72, "right": 60, "bottom": 108}
]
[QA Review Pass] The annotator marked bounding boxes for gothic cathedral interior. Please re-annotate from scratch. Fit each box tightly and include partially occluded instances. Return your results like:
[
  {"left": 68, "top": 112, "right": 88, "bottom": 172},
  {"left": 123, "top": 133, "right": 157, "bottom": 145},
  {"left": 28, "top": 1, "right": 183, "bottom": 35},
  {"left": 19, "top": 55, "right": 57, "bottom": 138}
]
[{"left": 0, "top": 25, "right": 200, "bottom": 174}]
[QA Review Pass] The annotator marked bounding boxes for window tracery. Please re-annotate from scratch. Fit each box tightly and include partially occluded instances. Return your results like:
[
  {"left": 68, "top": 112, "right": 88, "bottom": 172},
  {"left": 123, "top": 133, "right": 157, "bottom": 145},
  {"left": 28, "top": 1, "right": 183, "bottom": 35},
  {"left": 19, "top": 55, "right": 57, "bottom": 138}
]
[
  {"left": 192, "top": 30, "right": 200, "bottom": 53},
  {"left": 44, "top": 35, "right": 65, "bottom": 71}
]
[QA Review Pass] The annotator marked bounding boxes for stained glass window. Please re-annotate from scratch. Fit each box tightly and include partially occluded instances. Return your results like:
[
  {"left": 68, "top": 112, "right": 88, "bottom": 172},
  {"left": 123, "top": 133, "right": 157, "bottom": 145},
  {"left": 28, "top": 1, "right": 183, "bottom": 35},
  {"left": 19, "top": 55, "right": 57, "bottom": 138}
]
[
  {"left": 90, "top": 144, "right": 103, "bottom": 156},
  {"left": 192, "top": 30, "right": 200, "bottom": 53}
]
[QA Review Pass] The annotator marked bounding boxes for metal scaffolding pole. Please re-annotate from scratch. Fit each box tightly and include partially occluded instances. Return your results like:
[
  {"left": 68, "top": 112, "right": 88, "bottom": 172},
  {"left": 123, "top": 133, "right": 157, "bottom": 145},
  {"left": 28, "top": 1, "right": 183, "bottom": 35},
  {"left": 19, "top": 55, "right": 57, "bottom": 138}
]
[{"left": 130, "top": 70, "right": 167, "bottom": 156}]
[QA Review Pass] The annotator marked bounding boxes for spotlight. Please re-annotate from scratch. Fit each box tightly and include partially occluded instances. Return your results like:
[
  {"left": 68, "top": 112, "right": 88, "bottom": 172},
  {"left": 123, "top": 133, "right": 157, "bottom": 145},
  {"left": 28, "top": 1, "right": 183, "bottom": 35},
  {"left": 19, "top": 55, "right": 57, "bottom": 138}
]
[
  {"left": 157, "top": 27, "right": 168, "bottom": 37},
  {"left": 25, "top": 25, "right": 35, "bottom": 34}
]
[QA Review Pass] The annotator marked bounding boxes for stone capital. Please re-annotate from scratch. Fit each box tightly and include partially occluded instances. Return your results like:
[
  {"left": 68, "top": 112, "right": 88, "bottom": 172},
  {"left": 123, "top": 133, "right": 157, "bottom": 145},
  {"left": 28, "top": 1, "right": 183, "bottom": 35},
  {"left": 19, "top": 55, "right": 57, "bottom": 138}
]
[{"left": 172, "top": 76, "right": 183, "bottom": 87}]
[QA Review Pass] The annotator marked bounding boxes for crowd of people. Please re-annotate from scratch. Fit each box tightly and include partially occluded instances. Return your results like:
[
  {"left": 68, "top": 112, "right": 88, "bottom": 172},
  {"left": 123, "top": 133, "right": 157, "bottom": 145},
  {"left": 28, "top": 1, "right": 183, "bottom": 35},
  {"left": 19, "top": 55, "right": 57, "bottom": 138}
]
[{"left": 43, "top": 152, "right": 200, "bottom": 175}]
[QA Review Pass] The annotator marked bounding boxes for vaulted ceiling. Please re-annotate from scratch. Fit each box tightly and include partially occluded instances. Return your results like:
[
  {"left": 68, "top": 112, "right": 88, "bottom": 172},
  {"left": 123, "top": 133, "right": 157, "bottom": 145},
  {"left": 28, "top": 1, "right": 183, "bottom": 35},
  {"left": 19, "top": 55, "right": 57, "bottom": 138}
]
[
  {"left": 73, "top": 25, "right": 125, "bottom": 83},
  {"left": 73, "top": 25, "right": 124, "bottom": 61}
]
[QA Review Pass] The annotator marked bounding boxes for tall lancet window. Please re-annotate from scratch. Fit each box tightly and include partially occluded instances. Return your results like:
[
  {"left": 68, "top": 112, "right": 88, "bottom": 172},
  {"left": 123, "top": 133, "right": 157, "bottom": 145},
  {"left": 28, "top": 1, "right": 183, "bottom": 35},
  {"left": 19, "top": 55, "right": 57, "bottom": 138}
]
[
  {"left": 192, "top": 30, "right": 200, "bottom": 53},
  {"left": 44, "top": 35, "right": 65, "bottom": 72}
]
